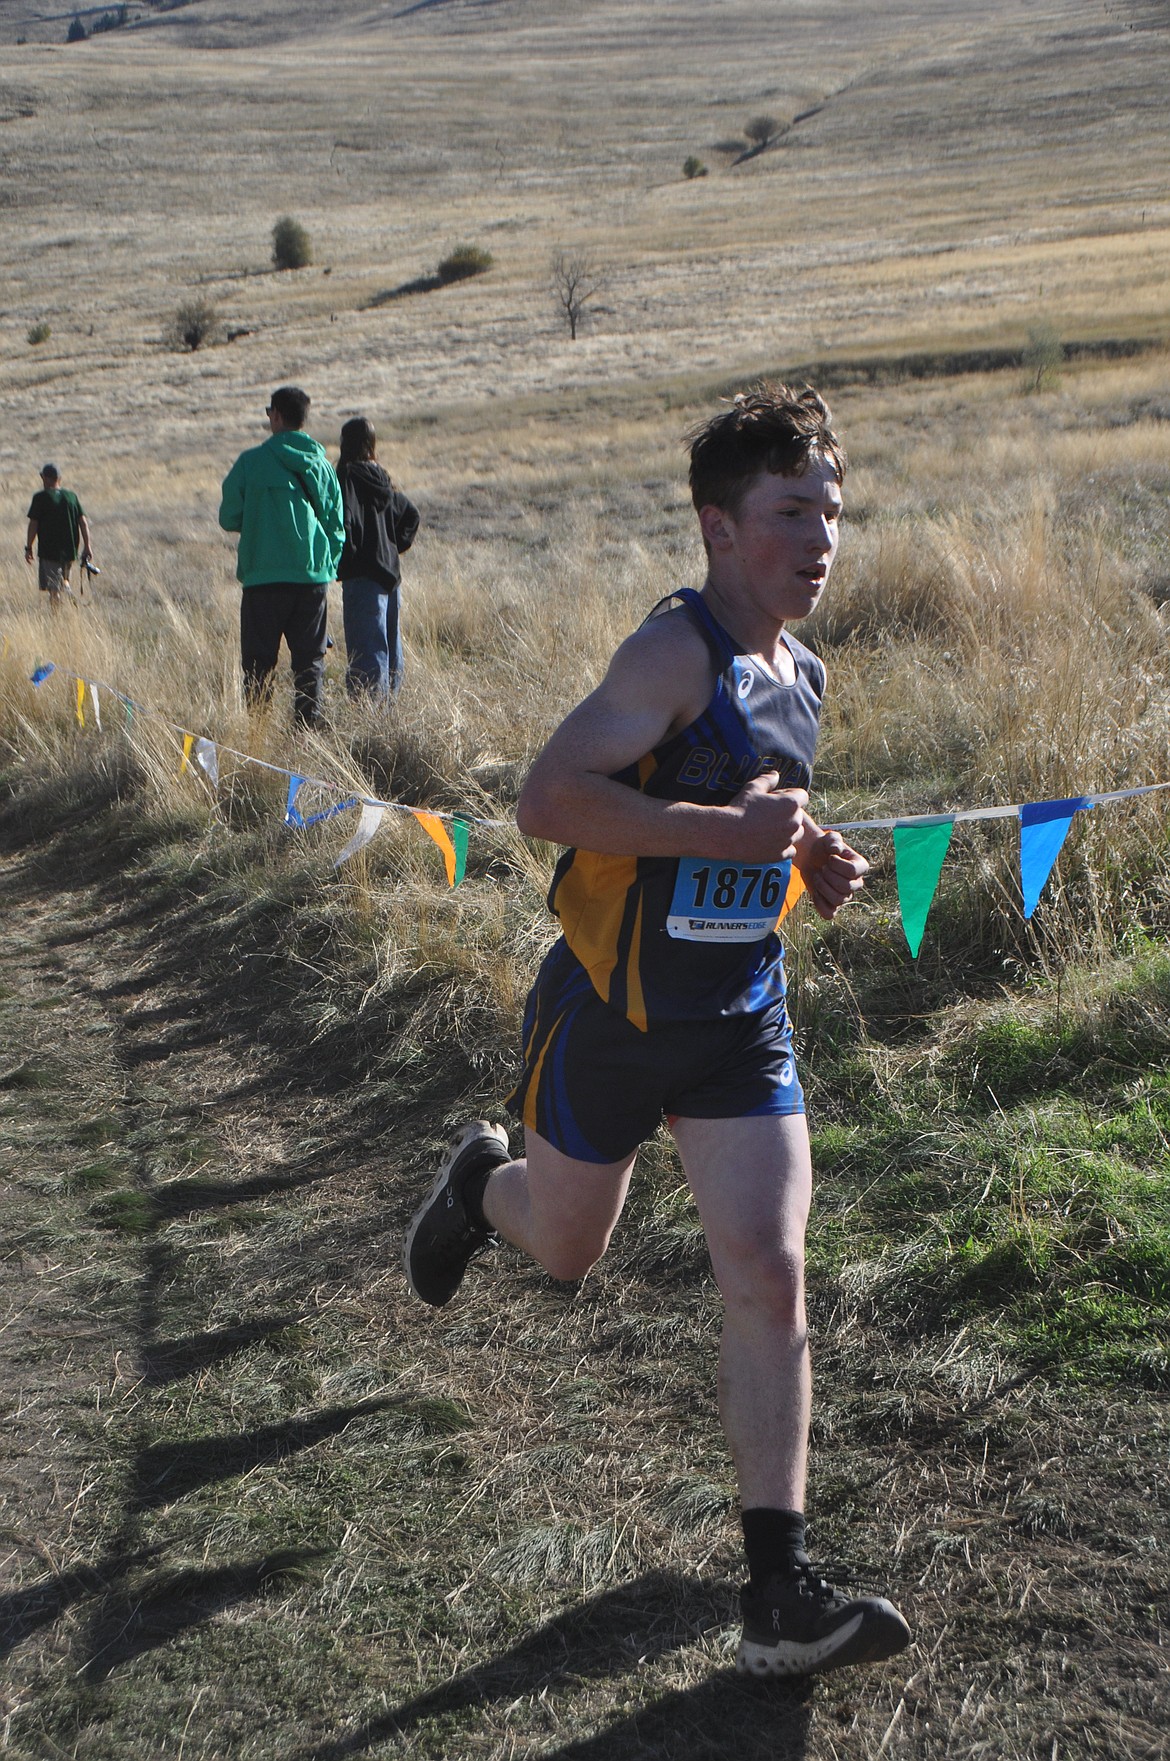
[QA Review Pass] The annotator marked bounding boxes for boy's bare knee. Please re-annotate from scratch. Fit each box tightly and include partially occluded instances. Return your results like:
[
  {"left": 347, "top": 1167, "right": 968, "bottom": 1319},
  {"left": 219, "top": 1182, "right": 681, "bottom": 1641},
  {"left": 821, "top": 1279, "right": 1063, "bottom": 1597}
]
[{"left": 723, "top": 1244, "right": 805, "bottom": 1330}]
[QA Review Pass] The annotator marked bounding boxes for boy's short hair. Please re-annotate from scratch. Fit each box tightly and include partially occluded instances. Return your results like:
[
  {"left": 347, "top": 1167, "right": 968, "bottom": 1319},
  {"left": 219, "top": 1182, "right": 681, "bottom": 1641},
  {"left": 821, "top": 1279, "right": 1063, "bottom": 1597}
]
[
  {"left": 688, "top": 382, "right": 846, "bottom": 518},
  {"left": 270, "top": 385, "right": 311, "bottom": 429}
]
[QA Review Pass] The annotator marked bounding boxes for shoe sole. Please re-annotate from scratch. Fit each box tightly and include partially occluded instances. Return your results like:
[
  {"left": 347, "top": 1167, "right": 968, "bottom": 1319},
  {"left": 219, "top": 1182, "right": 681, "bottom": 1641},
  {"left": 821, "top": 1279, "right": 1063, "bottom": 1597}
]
[
  {"left": 402, "top": 1120, "right": 510, "bottom": 1305},
  {"left": 736, "top": 1606, "right": 911, "bottom": 1678}
]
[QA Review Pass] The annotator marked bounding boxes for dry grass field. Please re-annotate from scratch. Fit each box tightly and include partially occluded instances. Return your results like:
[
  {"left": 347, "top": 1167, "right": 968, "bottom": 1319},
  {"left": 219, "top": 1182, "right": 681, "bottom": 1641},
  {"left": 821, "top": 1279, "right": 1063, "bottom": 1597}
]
[{"left": 3, "top": 2, "right": 1170, "bottom": 1758}]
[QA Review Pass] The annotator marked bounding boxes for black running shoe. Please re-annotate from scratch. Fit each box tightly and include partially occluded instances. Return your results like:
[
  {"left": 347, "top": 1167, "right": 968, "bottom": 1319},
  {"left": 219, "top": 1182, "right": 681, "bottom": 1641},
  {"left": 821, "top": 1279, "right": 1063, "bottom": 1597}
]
[
  {"left": 737, "top": 1557, "right": 911, "bottom": 1678},
  {"left": 403, "top": 1121, "right": 511, "bottom": 1307}
]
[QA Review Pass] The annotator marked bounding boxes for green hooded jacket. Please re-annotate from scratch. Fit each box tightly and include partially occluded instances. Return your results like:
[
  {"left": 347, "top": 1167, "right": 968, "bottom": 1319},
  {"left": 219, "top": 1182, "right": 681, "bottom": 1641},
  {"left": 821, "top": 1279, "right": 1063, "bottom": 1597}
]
[{"left": 218, "top": 431, "right": 345, "bottom": 588}]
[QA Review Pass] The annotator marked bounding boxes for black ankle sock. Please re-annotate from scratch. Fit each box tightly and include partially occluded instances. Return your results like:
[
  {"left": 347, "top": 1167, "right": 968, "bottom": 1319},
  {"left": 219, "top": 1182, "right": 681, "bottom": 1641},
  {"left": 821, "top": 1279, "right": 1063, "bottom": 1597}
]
[
  {"left": 741, "top": 1508, "right": 808, "bottom": 1587},
  {"left": 463, "top": 1163, "right": 495, "bottom": 1231}
]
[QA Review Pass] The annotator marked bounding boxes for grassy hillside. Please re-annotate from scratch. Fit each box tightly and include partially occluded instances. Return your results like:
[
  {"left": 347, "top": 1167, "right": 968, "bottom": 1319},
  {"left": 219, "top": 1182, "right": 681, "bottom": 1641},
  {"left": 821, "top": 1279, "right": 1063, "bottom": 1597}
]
[
  {"left": 2, "top": 0, "right": 1168, "bottom": 484},
  {"left": 2, "top": 0, "right": 1170, "bottom": 1756}
]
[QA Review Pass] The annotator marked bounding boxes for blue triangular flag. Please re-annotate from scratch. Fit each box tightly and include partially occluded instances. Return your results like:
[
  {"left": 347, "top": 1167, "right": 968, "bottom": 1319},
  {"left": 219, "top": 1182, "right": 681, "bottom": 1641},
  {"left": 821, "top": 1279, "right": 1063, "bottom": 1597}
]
[
  {"left": 30, "top": 663, "right": 55, "bottom": 686},
  {"left": 284, "top": 774, "right": 307, "bottom": 828},
  {"left": 1019, "top": 797, "right": 1091, "bottom": 918},
  {"left": 302, "top": 795, "right": 359, "bottom": 829}
]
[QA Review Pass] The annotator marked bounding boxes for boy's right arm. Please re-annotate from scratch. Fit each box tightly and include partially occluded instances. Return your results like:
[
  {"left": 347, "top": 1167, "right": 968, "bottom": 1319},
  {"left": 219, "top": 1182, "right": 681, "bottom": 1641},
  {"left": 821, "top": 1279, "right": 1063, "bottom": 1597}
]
[{"left": 516, "top": 616, "right": 808, "bottom": 863}]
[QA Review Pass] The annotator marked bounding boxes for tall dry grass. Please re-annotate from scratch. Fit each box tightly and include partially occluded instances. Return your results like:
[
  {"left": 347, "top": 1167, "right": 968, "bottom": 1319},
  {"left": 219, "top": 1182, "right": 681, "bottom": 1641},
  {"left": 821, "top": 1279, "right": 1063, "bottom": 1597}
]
[{"left": 3, "top": 352, "right": 1169, "bottom": 1027}]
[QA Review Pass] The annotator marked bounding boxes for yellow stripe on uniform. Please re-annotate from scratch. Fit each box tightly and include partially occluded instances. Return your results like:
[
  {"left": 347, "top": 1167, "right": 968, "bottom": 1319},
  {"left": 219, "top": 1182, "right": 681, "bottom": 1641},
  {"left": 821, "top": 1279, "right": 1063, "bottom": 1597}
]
[
  {"left": 624, "top": 892, "right": 647, "bottom": 1033},
  {"left": 521, "top": 1007, "right": 569, "bottom": 1135},
  {"left": 551, "top": 850, "right": 639, "bottom": 1003}
]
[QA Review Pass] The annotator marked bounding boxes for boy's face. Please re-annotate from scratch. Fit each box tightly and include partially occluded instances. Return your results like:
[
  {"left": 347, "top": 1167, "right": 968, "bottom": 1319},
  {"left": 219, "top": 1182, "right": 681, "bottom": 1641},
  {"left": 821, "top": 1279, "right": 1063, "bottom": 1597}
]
[{"left": 702, "top": 454, "right": 843, "bottom": 625}]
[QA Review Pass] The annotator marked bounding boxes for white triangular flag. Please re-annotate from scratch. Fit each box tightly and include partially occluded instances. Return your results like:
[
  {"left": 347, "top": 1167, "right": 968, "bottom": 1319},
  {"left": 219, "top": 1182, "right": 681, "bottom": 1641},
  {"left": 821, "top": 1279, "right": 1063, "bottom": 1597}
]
[
  {"left": 194, "top": 738, "right": 219, "bottom": 788},
  {"left": 334, "top": 802, "right": 385, "bottom": 867}
]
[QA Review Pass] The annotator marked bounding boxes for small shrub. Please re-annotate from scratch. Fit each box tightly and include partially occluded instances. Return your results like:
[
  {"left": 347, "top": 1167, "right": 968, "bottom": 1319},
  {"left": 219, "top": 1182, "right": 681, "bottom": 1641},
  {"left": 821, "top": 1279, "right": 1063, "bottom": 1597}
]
[
  {"left": 744, "top": 113, "right": 778, "bottom": 149},
  {"left": 93, "top": 5, "right": 128, "bottom": 30},
  {"left": 683, "top": 155, "right": 708, "bottom": 180},
  {"left": 167, "top": 297, "right": 219, "bottom": 352},
  {"left": 272, "top": 215, "right": 312, "bottom": 271},
  {"left": 1022, "top": 321, "right": 1063, "bottom": 393},
  {"left": 66, "top": 14, "right": 88, "bottom": 40},
  {"left": 27, "top": 321, "right": 51, "bottom": 345},
  {"left": 437, "top": 243, "right": 494, "bottom": 284}
]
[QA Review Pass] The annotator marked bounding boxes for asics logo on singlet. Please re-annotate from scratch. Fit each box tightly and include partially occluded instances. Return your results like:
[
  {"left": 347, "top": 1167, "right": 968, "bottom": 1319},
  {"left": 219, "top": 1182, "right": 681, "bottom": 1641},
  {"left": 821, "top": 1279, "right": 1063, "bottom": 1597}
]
[{"left": 738, "top": 670, "right": 754, "bottom": 698}]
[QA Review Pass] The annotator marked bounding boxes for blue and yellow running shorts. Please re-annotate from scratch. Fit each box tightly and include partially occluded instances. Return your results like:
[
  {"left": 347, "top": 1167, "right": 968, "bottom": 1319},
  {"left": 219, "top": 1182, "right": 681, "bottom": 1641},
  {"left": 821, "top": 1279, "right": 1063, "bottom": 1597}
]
[{"left": 505, "top": 938, "right": 804, "bottom": 1165}]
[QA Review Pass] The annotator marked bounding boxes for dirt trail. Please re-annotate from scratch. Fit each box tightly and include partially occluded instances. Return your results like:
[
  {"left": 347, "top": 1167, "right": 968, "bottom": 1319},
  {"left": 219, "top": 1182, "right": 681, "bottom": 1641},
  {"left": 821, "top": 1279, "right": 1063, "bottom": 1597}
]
[
  {"left": 0, "top": 836, "right": 393, "bottom": 1748},
  {"left": 4, "top": 837, "right": 1170, "bottom": 1760}
]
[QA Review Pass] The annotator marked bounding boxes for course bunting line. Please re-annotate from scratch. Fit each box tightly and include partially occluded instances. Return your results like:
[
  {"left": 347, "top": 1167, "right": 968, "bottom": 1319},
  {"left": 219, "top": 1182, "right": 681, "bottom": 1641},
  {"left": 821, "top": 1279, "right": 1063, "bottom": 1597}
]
[{"left": 17, "top": 649, "right": 1170, "bottom": 834}]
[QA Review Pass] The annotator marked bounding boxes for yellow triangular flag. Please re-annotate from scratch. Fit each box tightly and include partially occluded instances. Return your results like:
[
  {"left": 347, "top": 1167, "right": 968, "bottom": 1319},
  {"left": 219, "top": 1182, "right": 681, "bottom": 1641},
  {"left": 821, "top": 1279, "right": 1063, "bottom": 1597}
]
[
  {"left": 75, "top": 677, "right": 85, "bottom": 727},
  {"left": 178, "top": 732, "right": 194, "bottom": 777},
  {"left": 412, "top": 809, "right": 458, "bottom": 886}
]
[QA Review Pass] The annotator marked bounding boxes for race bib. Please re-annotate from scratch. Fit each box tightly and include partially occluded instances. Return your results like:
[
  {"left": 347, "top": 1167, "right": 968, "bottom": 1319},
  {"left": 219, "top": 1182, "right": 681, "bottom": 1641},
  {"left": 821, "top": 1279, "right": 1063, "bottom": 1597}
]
[{"left": 666, "top": 858, "right": 791, "bottom": 942}]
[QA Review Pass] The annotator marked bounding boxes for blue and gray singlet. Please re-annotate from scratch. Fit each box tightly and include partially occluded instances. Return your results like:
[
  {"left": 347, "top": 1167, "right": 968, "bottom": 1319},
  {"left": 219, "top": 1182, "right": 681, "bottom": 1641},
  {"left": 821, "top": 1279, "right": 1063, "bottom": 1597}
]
[{"left": 547, "top": 587, "right": 825, "bottom": 1028}]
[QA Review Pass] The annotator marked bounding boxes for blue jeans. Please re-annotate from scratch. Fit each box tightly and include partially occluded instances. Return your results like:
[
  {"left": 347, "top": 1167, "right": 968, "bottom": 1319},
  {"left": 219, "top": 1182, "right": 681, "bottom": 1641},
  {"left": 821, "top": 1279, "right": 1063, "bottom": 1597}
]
[{"left": 342, "top": 578, "right": 402, "bottom": 699}]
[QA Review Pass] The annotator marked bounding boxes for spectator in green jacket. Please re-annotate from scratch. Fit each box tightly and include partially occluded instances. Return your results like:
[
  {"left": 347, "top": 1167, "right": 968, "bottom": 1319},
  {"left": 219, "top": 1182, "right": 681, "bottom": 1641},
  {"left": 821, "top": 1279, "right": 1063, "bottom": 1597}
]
[
  {"left": 25, "top": 464, "right": 95, "bottom": 612},
  {"left": 218, "top": 386, "right": 345, "bottom": 726}
]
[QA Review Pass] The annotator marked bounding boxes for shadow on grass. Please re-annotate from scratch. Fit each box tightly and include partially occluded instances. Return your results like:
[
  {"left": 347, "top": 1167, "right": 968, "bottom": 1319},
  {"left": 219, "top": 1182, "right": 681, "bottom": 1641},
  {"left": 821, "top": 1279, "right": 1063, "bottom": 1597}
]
[
  {"left": 81, "top": 1547, "right": 332, "bottom": 1683},
  {"left": 543, "top": 1675, "right": 813, "bottom": 1760},
  {"left": 130, "top": 1396, "right": 406, "bottom": 1507},
  {"left": 141, "top": 1314, "right": 310, "bottom": 1384},
  {"left": 292, "top": 1573, "right": 812, "bottom": 1761},
  {"left": 0, "top": 1550, "right": 163, "bottom": 1662},
  {"left": 92, "top": 1165, "right": 338, "bottom": 1233},
  {"left": 366, "top": 274, "right": 443, "bottom": 305}
]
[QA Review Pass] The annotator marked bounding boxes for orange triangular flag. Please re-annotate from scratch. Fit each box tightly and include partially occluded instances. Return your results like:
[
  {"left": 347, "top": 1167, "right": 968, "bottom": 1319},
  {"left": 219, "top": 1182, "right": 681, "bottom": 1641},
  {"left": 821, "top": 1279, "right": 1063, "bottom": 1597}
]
[
  {"left": 777, "top": 865, "right": 806, "bottom": 922},
  {"left": 412, "top": 810, "right": 458, "bottom": 886}
]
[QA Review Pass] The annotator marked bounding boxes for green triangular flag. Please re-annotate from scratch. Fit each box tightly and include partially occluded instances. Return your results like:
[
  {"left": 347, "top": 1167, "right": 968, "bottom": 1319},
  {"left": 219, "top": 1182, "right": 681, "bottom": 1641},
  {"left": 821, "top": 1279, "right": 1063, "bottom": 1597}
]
[
  {"left": 451, "top": 818, "right": 470, "bottom": 887},
  {"left": 893, "top": 818, "right": 955, "bottom": 956}
]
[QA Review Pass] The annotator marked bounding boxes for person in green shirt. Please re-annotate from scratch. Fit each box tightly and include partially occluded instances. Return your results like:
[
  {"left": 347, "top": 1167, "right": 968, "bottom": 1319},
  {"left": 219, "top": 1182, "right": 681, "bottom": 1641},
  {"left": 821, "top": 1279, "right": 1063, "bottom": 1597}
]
[
  {"left": 25, "top": 464, "right": 95, "bottom": 611},
  {"left": 218, "top": 385, "right": 345, "bottom": 726}
]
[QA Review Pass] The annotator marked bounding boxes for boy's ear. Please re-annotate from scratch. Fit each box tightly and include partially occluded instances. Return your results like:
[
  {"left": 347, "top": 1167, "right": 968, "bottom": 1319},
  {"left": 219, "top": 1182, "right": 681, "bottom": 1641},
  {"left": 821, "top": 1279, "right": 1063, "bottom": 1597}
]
[{"left": 698, "top": 503, "right": 734, "bottom": 551}]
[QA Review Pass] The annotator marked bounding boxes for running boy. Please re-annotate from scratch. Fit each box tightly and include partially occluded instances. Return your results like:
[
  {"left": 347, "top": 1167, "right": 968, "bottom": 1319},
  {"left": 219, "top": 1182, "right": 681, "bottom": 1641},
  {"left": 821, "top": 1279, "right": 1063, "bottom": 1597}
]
[{"left": 405, "top": 384, "right": 911, "bottom": 1678}]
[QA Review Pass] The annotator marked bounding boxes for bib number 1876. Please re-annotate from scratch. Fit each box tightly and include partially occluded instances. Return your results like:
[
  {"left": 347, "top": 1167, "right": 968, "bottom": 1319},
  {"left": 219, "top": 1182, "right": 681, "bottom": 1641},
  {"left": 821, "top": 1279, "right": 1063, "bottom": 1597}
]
[
  {"left": 690, "top": 865, "right": 785, "bottom": 911},
  {"left": 666, "top": 858, "right": 791, "bottom": 942}
]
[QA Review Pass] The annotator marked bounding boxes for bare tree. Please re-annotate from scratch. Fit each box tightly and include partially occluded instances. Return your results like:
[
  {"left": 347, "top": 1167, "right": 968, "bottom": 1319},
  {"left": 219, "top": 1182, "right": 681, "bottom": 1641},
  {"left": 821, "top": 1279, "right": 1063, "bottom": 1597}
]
[{"left": 550, "top": 250, "right": 603, "bottom": 341}]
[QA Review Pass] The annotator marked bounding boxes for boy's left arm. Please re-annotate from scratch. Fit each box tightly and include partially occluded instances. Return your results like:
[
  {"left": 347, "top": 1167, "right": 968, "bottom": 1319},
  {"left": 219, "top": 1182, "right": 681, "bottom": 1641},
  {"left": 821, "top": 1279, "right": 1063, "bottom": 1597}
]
[{"left": 792, "top": 816, "right": 869, "bottom": 921}]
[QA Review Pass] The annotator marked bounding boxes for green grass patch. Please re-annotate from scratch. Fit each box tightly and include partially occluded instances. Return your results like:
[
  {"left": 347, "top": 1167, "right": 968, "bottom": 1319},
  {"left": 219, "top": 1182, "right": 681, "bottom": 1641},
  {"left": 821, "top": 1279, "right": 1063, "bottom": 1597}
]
[
  {"left": 90, "top": 1188, "right": 158, "bottom": 1235},
  {"left": 809, "top": 1055, "right": 1170, "bottom": 1385},
  {"left": 0, "top": 1059, "right": 59, "bottom": 1090},
  {"left": 72, "top": 1117, "right": 120, "bottom": 1148},
  {"left": 68, "top": 1157, "right": 127, "bottom": 1192}
]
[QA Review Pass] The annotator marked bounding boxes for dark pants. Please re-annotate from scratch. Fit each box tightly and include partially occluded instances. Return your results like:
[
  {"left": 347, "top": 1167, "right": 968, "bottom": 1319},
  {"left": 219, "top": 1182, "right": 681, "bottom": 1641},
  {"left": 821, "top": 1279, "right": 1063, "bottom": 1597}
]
[{"left": 240, "top": 584, "right": 329, "bottom": 725}]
